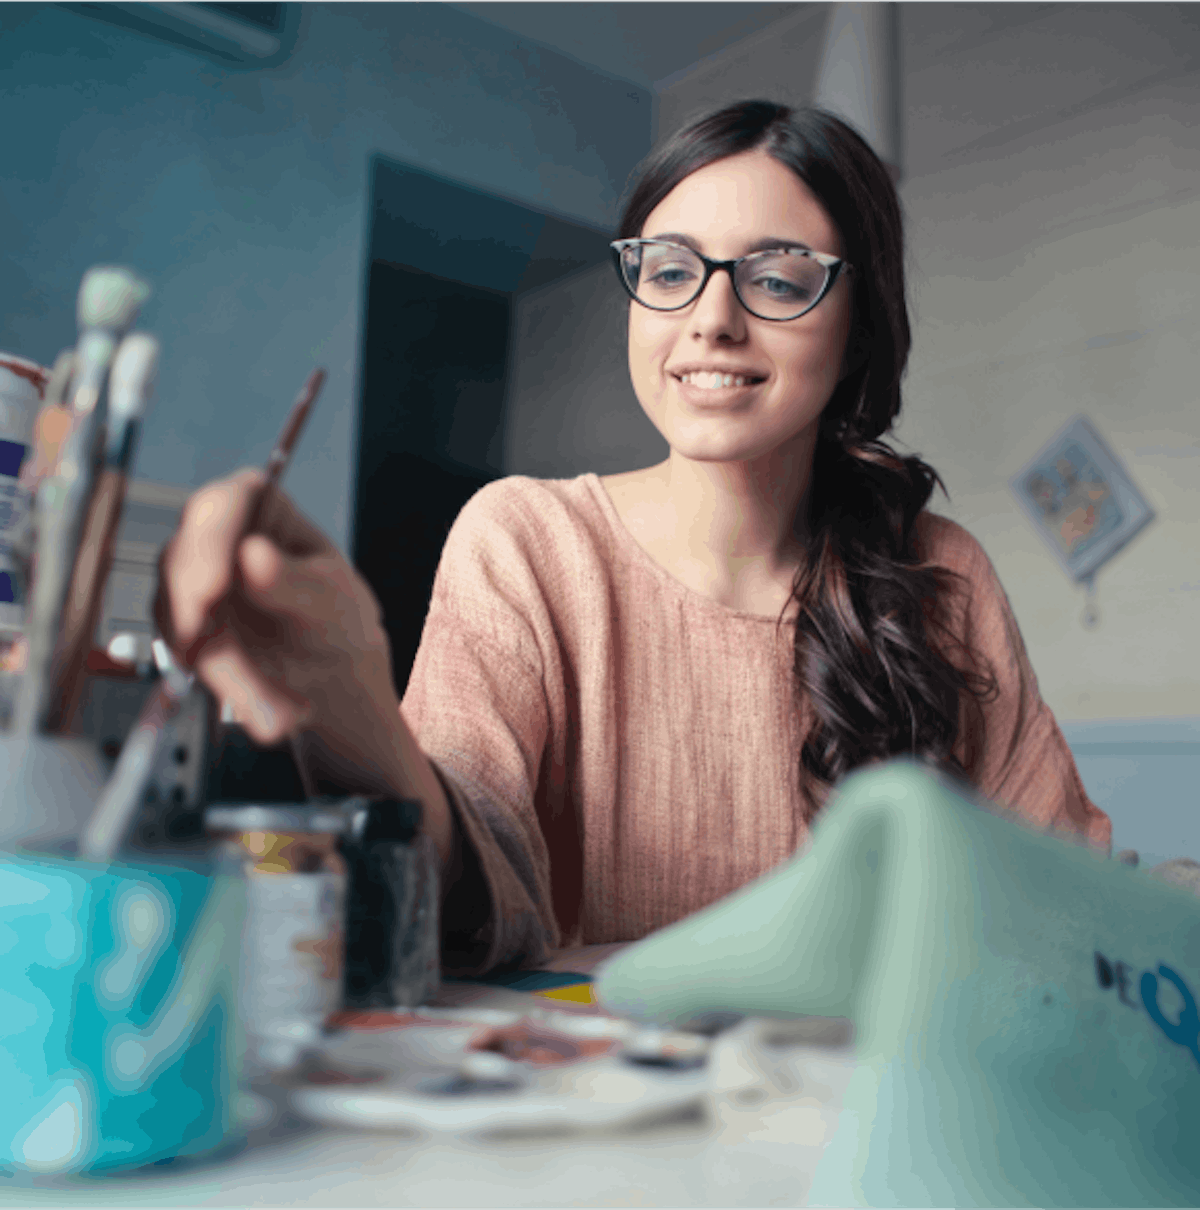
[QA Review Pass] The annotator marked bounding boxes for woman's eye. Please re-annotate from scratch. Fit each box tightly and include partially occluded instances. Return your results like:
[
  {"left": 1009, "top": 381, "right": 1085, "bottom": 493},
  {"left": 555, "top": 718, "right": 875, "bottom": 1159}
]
[
  {"left": 648, "top": 266, "right": 695, "bottom": 285},
  {"left": 752, "top": 275, "right": 811, "bottom": 299}
]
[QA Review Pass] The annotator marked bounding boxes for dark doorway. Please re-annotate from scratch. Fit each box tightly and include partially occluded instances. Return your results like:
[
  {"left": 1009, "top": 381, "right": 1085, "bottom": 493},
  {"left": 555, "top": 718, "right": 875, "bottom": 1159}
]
[
  {"left": 353, "top": 157, "right": 611, "bottom": 696},
  {"left": 355, "top": 264, "right": 509, "bottom": 695}
]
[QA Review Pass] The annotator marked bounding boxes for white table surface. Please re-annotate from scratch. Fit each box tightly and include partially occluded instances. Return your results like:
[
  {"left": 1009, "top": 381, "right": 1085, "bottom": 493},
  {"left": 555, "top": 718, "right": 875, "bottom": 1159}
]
[{"left": 0, "top": 946, "right": 858, "bottom": 1209}]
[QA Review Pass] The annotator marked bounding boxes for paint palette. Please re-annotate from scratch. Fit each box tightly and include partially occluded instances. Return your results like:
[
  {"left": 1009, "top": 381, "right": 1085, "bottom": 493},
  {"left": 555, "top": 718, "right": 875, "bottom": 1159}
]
[{"left": 288, "top": 1008, "right": 712, "bottom": 1136}]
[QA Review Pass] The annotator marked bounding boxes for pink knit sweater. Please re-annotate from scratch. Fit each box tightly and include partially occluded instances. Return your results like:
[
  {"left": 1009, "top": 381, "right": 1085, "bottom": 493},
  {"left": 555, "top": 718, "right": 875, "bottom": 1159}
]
[{"left": 399, "top": 473, "right": 1112, "bottom": 977}]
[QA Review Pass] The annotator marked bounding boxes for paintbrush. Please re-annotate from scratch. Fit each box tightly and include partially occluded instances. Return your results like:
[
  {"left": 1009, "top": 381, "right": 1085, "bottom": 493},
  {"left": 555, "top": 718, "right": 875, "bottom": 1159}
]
[
  {"left": 253, "top": 367, "right": 326, "bottom": 526},
  {"left": 79, "top": 368, "right": 326, "bottom": 862},
  {"left": 197, "top": 368, "right": 326, "bottom": 717},
  {"left": 14, "top": 267, "right": 149, "bottom": 737},
  {"left": 46, "top": 332, "right": 159, "bottom": 734},
  {"left": 218, "top": 366, "right": 326, "bottom": 796},
  {"left": 77, "top": 638, "right": 192, "bottom": 862}
]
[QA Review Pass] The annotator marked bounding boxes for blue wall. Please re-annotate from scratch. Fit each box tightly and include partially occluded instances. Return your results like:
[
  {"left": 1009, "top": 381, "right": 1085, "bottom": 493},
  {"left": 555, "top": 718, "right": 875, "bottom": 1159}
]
[
  {"left": 1062, "top": 717, "right": 1200, "bottom": 869},
  {"left": 0, "top": 2, "right": 651, "bottom": 549}
]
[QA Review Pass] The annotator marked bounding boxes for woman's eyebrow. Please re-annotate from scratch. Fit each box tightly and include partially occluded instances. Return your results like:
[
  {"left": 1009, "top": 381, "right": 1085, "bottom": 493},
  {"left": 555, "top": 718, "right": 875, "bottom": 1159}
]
[{"left": 648, "top": 232, "right": 815, "bottom": 254}]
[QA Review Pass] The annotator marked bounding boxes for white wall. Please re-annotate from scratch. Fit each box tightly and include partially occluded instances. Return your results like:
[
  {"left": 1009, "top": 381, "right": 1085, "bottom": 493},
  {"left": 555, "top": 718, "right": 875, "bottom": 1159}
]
[
  {"left": 0, "top": 2, "right": 650, "bottom": 552},
  {"left": 895, "top": 3, "right": 1200, "bottom": 724},
  {"left": 504, "top": 263, "right": 665, "bottom": 477},
  {"left": 652, "top": 5, "right": 831, "bottom": 143},
  {"left": 504, "top": 2, "right": 1200, "bottom": 726}
]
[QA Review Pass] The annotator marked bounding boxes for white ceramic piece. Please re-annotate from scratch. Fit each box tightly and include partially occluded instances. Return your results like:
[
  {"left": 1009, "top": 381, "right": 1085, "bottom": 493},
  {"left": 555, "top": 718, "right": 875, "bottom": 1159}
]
[{"left": 0, "top": 733, "right": 108, "bottom": 853}]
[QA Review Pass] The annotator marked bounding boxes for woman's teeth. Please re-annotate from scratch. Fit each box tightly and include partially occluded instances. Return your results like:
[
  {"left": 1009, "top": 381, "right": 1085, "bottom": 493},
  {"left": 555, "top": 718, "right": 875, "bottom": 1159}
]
[{"left": 678, "top": 372, "right": 760, "bottom": 389}]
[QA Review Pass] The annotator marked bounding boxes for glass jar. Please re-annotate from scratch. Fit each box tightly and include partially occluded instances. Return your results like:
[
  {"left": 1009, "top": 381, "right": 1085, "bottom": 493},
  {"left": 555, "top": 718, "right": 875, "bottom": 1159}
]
[{"left": 205, "top": 804, "right": 349, "bottom": 1074}]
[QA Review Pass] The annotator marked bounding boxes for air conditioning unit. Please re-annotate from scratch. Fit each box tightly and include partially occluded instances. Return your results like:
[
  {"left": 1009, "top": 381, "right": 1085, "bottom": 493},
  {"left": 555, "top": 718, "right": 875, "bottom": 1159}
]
[{"left": 60, "top": 3, "right": 300, "bottom": 69}]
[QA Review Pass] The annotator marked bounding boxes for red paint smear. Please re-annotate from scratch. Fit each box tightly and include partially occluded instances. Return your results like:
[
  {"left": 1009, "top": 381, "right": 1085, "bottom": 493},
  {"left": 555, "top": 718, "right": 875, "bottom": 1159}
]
[
  {"left": 0, "top": 357, "right": 49, "bottom": 401},
  {"left": 304, "top": 1067, "right": 388, "bottom": 1086},
  {"left": 86, "top": 647, "right": 140, "bottom": 679},
  {"left": 468, "top": 1023, "right": 617, "bottom": 1066},
  {"left": 326, "top": 1010, "right": 441, "bottom": 1031}
]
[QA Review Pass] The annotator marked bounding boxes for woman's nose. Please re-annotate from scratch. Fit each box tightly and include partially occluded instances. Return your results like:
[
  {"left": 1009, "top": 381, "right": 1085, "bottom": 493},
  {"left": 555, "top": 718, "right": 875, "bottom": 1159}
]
[{"left": 688, "top": 267, "right": 747, "bottom": 340}]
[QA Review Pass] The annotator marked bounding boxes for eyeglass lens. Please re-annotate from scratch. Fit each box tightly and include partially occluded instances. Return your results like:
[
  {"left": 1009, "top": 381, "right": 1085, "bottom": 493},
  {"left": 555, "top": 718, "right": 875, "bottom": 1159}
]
[{"left": 620, "top": 242, "right": 831, "bottom": 319}]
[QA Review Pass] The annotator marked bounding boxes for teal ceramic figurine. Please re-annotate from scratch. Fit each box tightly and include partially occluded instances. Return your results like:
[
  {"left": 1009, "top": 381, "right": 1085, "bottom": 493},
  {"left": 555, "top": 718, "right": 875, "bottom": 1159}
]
[{"left": 594, "top": 758, "right": 1200, "bottom": 1207}]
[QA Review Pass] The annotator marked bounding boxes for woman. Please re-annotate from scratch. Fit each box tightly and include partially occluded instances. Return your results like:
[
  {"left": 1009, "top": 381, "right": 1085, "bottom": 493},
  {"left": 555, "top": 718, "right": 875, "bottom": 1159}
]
[{"left": 157, "top": 101, "right": 1112, "bottom": 977}]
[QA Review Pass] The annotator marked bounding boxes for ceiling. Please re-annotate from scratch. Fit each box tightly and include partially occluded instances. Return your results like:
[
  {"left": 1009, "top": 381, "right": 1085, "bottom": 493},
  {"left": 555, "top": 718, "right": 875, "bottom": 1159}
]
[
  {"left": 447, "top": 3, "right": 1200, "bottom": 181},
  {"left": 446, "top": 2, "right": 809, "bottom": 90}
]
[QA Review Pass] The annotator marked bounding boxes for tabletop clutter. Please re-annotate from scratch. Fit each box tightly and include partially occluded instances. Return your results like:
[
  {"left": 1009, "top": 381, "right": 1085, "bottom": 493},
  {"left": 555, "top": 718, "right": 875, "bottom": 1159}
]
[{"left": 5, "top": 265, "right": 1200, "bottom": 1207}]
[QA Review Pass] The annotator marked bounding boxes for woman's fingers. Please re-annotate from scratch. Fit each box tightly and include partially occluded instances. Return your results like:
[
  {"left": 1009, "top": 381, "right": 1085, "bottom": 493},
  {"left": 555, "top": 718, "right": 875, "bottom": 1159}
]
[
  {"left": 255, "top": 481, "right": 339, "bottom": 559},
  {"left": 160, "top": 470, "right": 339, "bottom": 647},
  {"left": 151, "top": 470, "right": 381, "bottom": 749},
  {"left": 165, "top": 532, "right": 355, "bottom": 713},
  {"left": 238, "top": 535, "right": 329, "bottom": 623},
  {"left": 165, "top": 470, "right": 262, "bottom": 647}
]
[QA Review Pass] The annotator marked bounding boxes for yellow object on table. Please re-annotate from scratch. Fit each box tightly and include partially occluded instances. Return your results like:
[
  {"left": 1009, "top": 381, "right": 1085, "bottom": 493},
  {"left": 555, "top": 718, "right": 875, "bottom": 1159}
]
[{"left": 534, "top": 983, "right": 596, "bottom": 1005}]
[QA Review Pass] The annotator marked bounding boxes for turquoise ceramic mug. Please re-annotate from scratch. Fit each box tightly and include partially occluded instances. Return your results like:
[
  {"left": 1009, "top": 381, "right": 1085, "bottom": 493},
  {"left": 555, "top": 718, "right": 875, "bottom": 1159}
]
[{"left": 1, "top": 850, "right": 247, "bottom": 1175}]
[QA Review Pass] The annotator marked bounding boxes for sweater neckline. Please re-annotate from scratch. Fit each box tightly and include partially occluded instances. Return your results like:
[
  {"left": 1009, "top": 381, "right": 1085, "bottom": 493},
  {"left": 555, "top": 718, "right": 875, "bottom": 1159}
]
[{"left": 581, "top": 472, "right": 798, "bottom": 626}]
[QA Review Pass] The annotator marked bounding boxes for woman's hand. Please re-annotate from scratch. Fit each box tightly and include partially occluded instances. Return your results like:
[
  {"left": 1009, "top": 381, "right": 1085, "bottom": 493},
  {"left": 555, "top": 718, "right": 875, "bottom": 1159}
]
[
  {"left": 156, "top": 469, "right": 386, "bottom": 747},
  {"left": 155, "top": 469, "right": 455, "bottom": 864},
  {"left": 11, "top": 387, "right": 459, "bottom": 870}
]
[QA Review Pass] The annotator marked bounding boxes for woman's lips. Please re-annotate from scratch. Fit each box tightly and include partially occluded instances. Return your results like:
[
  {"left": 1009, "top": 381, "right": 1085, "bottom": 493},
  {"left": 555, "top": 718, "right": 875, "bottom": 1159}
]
[{"left": 672, "top": 373, "right": 765, "bottom": 404}]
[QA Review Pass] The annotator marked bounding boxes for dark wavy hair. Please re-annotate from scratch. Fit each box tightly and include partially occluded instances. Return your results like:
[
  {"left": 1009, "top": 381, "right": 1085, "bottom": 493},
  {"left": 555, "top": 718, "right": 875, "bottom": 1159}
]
[{"left": 616, "top": 100, "right": 999, "bottom": 823}]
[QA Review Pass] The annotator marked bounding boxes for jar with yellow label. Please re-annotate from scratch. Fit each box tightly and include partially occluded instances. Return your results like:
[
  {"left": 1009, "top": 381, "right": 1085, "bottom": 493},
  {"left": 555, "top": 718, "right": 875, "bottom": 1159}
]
[{"left": 205, "top": 804, "right": 353, "bottom": 1074}]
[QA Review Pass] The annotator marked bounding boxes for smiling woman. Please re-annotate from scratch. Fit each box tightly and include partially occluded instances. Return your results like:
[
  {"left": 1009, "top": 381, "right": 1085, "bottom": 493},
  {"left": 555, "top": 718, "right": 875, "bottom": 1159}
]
[
  {"left": 401, "top": 102, "right": 1112, "bottom": 969},
  {"left": 154, "top": 100, "right": 1113, "bottom": 978},
  {"left": 603, "top": 104, "right": 1004, "bottom": 821}
]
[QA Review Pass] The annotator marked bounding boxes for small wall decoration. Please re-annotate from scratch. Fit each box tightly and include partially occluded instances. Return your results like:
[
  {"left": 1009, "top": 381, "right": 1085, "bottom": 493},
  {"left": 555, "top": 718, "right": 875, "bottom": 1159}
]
[{"left": 1010, "top": 414, "right": 1155, "bottom": 629}]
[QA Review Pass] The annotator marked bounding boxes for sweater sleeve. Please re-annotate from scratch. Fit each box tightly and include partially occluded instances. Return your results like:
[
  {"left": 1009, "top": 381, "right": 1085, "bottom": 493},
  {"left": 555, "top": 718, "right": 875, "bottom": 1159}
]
[
  {"left": 399, "top": 480, "right": 561, "bottom": 978},
  {"left": 927, "top": 516, "right": 1113, "bottom": 855}
]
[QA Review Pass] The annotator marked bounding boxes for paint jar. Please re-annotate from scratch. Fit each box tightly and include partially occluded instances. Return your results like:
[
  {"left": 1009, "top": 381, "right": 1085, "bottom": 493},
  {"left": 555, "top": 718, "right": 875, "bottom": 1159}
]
[
  {"left": 204, "top": 804, "right": 349, "bottom": 1075},
  {"left": 341, "top": 798, "right": 441, "bottom": 1011},
  {"left": 0, "top": 353, "right": 46, "bottom": 664}
]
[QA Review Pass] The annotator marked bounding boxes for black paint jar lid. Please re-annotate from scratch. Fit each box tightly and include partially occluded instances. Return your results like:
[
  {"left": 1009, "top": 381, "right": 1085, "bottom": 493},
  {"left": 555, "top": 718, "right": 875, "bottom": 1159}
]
[
  {"left": 355, "top": 799, "right": 423, "bottom": 847},
  {"left": 204, "top": 724, "right": 307, "bottom": 804}
]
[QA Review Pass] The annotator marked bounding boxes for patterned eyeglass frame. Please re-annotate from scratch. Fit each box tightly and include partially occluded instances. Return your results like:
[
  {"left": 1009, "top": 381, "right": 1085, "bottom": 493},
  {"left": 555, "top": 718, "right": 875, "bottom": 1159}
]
[{"left": 610, "top": 238, "right": 854, "bottom": 321}]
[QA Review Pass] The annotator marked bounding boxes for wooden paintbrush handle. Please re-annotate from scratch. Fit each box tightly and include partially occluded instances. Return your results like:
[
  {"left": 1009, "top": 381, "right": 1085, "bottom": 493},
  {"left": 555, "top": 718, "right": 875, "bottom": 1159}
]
[{"left": 45, "top": 466, "right": 128, "bottom": 733}]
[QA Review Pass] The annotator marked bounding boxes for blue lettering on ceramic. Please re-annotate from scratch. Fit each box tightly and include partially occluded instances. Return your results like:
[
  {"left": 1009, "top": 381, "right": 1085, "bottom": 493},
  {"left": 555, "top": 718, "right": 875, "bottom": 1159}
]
[{"left": 1096, "top": 950, "right": 1200, "bottom": 1069}]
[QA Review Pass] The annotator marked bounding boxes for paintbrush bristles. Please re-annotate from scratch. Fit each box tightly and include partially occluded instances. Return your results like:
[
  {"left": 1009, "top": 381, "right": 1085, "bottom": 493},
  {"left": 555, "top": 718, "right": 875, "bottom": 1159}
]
[
  {"left": 44, "top": 350, "right": 76, "bottom": 411},
  {"left": 109, "top": 333, "right": 159, "bottom": 422},
  {"left": 67, "top": 331, "right": 116, "bottom": 419},
  {"left": 77, "top": 266, "right": 151, "bottom": 333}
]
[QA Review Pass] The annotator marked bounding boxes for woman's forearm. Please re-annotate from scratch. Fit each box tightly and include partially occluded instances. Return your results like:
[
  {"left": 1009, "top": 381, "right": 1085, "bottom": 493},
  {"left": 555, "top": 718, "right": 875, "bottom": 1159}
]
[
  {"left": 386, "top": 711, "right": 457, "bottom": 875},
  {"left": 297, "top": 702, "right": 457, "bottom": 876}
]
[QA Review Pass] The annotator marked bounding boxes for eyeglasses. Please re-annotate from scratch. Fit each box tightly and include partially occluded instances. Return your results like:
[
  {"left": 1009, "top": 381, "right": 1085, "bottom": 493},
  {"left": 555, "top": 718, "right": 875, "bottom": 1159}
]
[{"left": 610, "top": 238, "right": 852, "bottom": 322}]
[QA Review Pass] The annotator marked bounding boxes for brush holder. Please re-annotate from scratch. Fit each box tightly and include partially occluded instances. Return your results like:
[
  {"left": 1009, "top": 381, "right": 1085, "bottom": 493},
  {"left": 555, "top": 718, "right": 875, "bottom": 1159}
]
[{"left": 0, "top": 849, "right": 248, "bottom": 1176}]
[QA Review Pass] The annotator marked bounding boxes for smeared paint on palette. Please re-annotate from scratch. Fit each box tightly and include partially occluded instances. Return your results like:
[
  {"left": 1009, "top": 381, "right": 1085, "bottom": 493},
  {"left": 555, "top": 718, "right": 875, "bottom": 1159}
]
[
  {"left": 293, "top": 1001, "right": 712, "bottom": 1135},
  {"left": 467, "top": 1020, "right": 617, "bottom": 1065}
]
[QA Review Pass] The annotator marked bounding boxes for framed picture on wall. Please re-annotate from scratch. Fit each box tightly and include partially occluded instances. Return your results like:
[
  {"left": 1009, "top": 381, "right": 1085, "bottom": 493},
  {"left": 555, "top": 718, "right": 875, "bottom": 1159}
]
[{"left": 1010, "top": 414, "right": 1155, "bottom": 584}]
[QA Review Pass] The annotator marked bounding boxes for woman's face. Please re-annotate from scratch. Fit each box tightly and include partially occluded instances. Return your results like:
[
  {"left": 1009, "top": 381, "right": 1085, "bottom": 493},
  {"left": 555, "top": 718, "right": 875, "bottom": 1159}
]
[{"left": 627, "top": 149, "right": 854, "bottom": 468}]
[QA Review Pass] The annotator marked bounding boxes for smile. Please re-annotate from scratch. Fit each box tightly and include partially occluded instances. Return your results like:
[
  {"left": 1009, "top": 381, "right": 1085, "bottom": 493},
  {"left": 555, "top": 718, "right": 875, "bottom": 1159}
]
[{"left": 674, "top": 371, "right": 765, "bottom": 389}]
